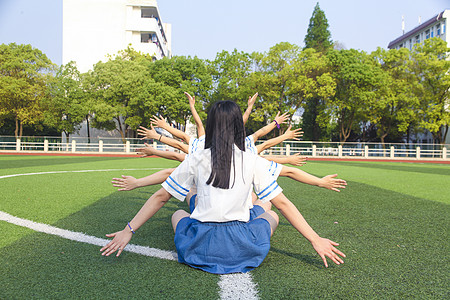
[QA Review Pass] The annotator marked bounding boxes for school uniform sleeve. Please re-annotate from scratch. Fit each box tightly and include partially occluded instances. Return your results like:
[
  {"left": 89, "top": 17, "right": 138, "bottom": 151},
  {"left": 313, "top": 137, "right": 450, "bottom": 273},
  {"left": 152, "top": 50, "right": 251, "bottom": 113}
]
[
  {"left": 245, "top": 135, "right": 258, "bottom": 155},
  {"left": 161, "top": 157, "right": 194, "bottom": 201},
  {"left": 253, "top": 156, "right": 283, "bottom": 203}
]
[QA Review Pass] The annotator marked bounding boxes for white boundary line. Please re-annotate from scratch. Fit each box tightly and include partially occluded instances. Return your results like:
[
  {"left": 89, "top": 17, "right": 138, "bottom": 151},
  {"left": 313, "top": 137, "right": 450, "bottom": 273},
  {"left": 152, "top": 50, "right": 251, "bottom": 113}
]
[
  {"left": 0, "top": 169, "right": 260, "bottom": 300},
  {"left": 0, "top": 168, "right": 165, "bottom": 179}
]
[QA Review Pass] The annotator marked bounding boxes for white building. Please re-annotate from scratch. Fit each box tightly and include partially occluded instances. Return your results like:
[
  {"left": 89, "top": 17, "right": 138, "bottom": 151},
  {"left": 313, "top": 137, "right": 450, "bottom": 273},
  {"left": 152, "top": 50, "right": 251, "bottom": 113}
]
[
  {"left": 62, "top": 0, "right": 171, "bottom": 139},
  {"left": 388, "top": 10, "right": 449, "bottom": 145},
  {"left": 388, "top": 10, "right": 448, "bottom": 50},
  {"left": 63, "top": 0, "right": 171, "bottom": 73}
]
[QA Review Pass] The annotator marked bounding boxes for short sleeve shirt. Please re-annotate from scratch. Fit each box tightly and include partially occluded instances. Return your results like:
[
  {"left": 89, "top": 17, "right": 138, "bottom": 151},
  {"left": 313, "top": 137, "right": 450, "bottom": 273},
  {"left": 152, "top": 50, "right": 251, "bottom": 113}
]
[{"left": 162, "top": 146, "right": 283, "bottom": 222}]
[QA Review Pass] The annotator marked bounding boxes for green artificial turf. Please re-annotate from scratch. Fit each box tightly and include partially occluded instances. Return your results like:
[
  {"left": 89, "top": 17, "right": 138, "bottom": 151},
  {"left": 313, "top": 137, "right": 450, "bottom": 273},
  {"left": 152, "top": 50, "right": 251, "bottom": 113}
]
[{"left": 0, "top": 155, "right": 449, "bottom": 299}]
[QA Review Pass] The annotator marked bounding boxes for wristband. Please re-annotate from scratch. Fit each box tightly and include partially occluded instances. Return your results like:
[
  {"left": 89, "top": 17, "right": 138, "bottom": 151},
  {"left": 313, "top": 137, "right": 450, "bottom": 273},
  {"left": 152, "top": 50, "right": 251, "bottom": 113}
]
[
  {"left": 128, "top": 222, "right": 136, "bottom": 234},
  {"left": 274, "top": 120, "right": 280, "bottom": 129}
]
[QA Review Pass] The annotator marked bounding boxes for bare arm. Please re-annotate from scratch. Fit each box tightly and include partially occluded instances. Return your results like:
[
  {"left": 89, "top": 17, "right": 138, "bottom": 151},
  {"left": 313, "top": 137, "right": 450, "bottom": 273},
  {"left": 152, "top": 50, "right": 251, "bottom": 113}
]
[
  {"left": 252, "top": 111, "right": 290, "bottom": 142},
  {"left": 137, "top": 143, "right": 186, "bottom": 162},
  {"left": 270, "top": 192, "right": 346, "bottom": 267},
  {"left": 185, "top": 92, "right": 205, "bottom": 137},
  {"left": 279, "top": 166, "right": 347, "bottom": 192},
  {"left": 262, "top": 153, "right": 307, "bottom": 166},
  {"left": 100, "top": 188, "right": 172, "bottom": 257},
  {"left": 151, "top": 115, "right": 191, "bottom": 144},
  {"left": 242, "top": 92, "right": 258, "bottom": 125},
  {"left": 137, "top": 125, "right": 189, "bottom": 154},
  {"left": 112, "top": 168, "right": 176, "bottom": 191},
  {"left": 256, "top": 125, "right": 303, "bottom": 154}
]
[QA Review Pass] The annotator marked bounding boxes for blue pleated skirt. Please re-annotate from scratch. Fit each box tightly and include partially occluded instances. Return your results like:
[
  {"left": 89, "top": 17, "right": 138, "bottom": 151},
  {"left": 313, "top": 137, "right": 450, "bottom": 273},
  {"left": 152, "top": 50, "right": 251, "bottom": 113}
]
[{"left": 174, "top": 205, "right": 271, "bottom": 274}]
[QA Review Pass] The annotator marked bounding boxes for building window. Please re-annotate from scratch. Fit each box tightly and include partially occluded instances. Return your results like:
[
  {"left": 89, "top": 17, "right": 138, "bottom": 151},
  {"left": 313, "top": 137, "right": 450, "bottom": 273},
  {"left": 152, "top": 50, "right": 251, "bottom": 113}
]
[
  {"left": 409, "top": 39, "right": 412, "bottom": 50},
  {"left": 141, "top": 33, "right": 151, "bottom": 43},
  {"left": 425, "top": 29, "right": 430, "bottom": 39},
  {"left": 415, "top": 35, "right": 420, "bottom": 44},
  {"left": 443, "top": 23, "right": 446, "bottom": 34},
  {"left": 431, "top": 27, "right": 434, "bottom": 38},
  {"left": 437, "top": 24, "right": 441, "bottom": 36}
]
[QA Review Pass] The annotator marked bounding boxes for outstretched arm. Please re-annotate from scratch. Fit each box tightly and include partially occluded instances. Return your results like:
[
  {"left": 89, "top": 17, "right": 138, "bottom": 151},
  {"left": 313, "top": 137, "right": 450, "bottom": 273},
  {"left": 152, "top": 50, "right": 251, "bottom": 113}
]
[
  {"left": 151, "top": 115, "right": 191, "bottom": 144},
  {"left": 185, "top": 92, "right": 205, "bottom": 137},
  {"left": 112, "top": 168, "right": 176, "bottom": 191},
  {"left": 270, "top": 192, "right": 346, "bottom": 268},
  {"left": 262, "top": 153, "right": 307, "bottom": 166},
  {"left": 137, "top": 125, "right": 189, "bottom": 154},
  {"left": 280, "top": 166, "right": 347, "bottom": 192},
  {"left": 242, "top": 92, "right": 258, "bottom": 125},
  {"left": 100, "top": 188, "right": 172, "bottom": 257},
  {"left": 252, "top": 112, "right": 290, "bottom": 142},
  {"left": 256, "top": 125, "right": 303, "bottom": 154},
  {"left": 136, "top": 143, "right": 186, "bottom": 162}
]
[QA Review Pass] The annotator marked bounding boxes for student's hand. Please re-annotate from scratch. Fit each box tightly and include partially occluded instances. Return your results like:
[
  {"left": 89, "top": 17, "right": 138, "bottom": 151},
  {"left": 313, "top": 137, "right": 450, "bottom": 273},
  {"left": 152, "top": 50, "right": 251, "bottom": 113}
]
[
  {"left": 311, "top": 237, "right": 346, "bottom": 268},
  {"left": 137, "top": 125, "right": 159, "bottom": 140},
  {"left": 282, "top": 125, "right": 303, "bottom": 140},
  {"left": 100, "top": 229, "right": 133, "bottom": 257},
  {"left": 274, "top": 111, "right": 290, "bottom": 125},
  {"left": 247, "top": 92, "right": 258, "bottom": 108},
  {"left": 318, "top": 174, "right": 347, "bottom": 192},
  {"left": 184, "top": 92, "right": 195, "bottom": 106},
  {"left": 136, "top": 143, "right": 155, "bottom": 157},
  {"left": 151, "top": 115, "right": 168, "bottom": 129},
  {"left": 286, "top": 153, "right": 307, "bottom": 166},
  {"left": 112, "top": 175, "right": 139, "bottom": 191}
]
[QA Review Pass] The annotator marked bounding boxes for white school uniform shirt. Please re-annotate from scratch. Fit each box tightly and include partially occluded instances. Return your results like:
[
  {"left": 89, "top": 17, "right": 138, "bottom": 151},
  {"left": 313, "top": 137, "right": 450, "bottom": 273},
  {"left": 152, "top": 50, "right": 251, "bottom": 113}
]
[
  {"left": 186, "top": 134, "right": 282, "bottom": 208},
  {"left": 162, "top": 145, "right": 283, "bottom": 223}
]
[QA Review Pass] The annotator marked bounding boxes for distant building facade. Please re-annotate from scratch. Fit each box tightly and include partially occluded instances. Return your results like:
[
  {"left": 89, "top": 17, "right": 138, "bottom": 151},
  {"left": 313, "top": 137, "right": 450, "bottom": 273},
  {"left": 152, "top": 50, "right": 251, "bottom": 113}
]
[
  {"left": 62, "top": 0, "right": 171, "bottom": 139},
  {"left": 63, "top": 0, "right": 171, "bottom": 72},
  {"left": 388, "top": 10, "right": 448, "bottom": 50},
  {"left": 388, "top": 10, "right": 449, "bottom": 145}
]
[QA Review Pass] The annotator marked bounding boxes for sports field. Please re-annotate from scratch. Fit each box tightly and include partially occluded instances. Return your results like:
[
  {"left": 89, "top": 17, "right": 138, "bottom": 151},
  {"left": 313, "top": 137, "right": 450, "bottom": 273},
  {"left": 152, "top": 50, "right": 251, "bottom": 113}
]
[{"left": 0, "top": 155, "right": 449, "bottom": 299}]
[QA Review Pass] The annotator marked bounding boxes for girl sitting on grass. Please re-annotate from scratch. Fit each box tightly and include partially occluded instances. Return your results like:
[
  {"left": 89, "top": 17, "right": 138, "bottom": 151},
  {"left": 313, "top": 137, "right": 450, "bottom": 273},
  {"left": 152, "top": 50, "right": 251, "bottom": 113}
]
[{"left": 101, "top": 100, "right": 346, "bottom": 274}]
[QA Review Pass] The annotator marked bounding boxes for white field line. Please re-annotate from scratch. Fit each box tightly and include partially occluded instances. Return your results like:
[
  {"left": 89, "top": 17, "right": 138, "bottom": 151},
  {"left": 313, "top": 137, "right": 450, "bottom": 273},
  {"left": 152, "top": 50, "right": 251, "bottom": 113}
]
[
  {"left": 0, "top": 210, "right": 177, "bottom": 261},
  {"left": 0, "top": 168, "right": 165, "bottom": 179},
  {"left": 0, "top": 169, "right": 260, "bottom": 300}
]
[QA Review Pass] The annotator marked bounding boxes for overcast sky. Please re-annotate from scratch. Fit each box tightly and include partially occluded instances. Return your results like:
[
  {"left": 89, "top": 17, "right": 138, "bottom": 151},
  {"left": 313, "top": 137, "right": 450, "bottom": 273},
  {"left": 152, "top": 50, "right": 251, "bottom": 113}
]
[{"left": 0, "top": 0, "right": 448, "bottom": 64}]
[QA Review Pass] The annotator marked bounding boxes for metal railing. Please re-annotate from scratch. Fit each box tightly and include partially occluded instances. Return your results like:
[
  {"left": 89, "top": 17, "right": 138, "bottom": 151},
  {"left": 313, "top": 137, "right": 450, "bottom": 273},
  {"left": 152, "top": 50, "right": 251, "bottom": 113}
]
[{"left": 0, "top": 136, "right": 448, "bottom": 160}]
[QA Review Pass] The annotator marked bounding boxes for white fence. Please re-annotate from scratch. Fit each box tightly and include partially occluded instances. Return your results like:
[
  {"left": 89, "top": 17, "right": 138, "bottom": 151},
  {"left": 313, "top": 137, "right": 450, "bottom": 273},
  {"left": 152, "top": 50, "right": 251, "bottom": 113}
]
[{"left": 0, "top": 136, "right": 448, "bottom": 160}]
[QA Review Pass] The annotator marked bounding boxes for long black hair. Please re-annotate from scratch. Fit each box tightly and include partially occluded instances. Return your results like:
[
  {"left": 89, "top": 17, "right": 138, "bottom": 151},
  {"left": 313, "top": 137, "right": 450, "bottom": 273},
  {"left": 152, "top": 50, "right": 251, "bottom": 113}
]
[{"left": 205, "top": 101, "right": 246, "bottom": 189}]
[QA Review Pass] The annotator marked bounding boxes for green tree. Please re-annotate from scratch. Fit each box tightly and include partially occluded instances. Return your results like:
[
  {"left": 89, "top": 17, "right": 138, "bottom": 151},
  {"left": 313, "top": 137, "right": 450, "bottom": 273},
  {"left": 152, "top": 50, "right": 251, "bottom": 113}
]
[
  {"left": 410, "top": 38, "right": 450, "bottom": 144},
  {"left": 147, "top": 56, "right": 212, "bottom": 129},
  {"left": 0, "top": 43, "right": 54, "bottom": 138},
  {"left": 84, "top": 54, "right": 150, "bottom": 140},
  {"left": 327, "top": 49, "right": 387, "bottom": 143},
  {"left": 304, "top": 2, "right": 333, "bottom": 52},
  {"left": 369, "top": 47, "right": 418, "bottom": 145},
  {"left": 302, "top": 2, "right": 334, "bottom": 141},
  {"left": 44, "top": 61, "right": 89, "bottom": 143}
]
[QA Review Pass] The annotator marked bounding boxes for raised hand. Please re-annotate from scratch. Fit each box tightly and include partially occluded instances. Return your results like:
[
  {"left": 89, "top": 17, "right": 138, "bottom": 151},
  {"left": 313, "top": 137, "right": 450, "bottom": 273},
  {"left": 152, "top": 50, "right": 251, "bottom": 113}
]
[
  {"left": 282, "top": 125, "right": 303, "bottom": 140},
  {"left": 184, "top": 92, "right": 195, "bottom": 106},
  {"left": 151, "top": 115, "right": 168, "bottom": 129},
  {"left": 274, "top": 111, "right": 290, "bottom": 125},
  {"left": 112, "top": 175, "right": 139, "bottom": 191},
  {"left": 286, "top": 153, "right": 307, "bottom": 166},
  {"left": 318, "top": 174, "right": 347, "bottom": 192},
  {"left": 311, "top": 237, "right": 346, "bottom": 268},
  {"left": 137, "top": 125, "right": 159, "bottom": 140},
  {"left": 248, "top": 92, "right": 258, "bottom": 107},
  {"left": 136, "top": 143, "right": 155, "bottom": 157},
  {"left": 100, "top": 229, "right": 133, "bottom": 257}
]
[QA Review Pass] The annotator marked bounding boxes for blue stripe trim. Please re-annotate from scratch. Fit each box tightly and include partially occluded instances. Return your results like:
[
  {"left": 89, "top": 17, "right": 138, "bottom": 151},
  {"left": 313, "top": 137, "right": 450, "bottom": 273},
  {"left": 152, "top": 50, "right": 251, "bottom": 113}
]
[
  {"left": 272, "top": 162, "right": 278, "bottom": 176},
  {"left": 260, "top": 183, "right": 280, "bottom": 200},
  {"left": 168, "top": 176, "right": 189, "bottom": 192},
  {"left": 256, "top": 180, "right": 277, "bottom": 196},
  {"left": 268, "top": 161, "right": 274, "bottom": 172},
  {"left": 165, "top": 181, "right": 188, "bottom": 197}
]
